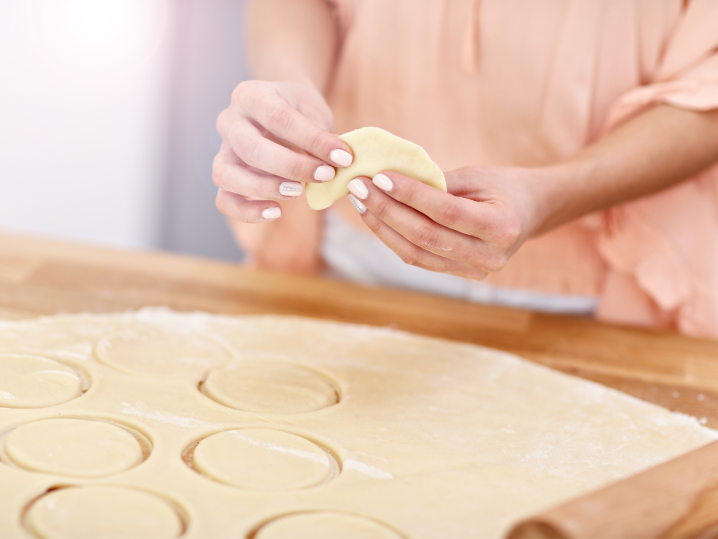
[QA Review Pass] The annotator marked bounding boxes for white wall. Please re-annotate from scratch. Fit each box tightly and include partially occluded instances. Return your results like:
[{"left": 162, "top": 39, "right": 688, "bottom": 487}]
[{"left": 0, "top": 0, "right": 170, "bottom": 249}]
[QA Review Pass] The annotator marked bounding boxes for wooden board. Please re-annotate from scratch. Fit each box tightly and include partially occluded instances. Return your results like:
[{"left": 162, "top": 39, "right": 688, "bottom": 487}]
[{"left": 2, "top": 232, "right": 718, "bottom": 428}]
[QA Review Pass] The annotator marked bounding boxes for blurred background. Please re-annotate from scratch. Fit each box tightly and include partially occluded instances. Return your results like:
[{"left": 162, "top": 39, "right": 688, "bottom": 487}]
[{"left": 0, "top": 0, "right": 249, "bottom": 261}]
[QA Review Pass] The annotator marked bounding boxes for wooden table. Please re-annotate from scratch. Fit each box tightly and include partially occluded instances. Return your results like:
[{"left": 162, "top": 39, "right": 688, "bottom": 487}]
[{"left": 2, "top": 232, "right": 718, "bottom": 428}]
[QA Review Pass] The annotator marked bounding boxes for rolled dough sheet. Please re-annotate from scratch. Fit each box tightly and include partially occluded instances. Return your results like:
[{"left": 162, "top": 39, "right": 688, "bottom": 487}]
[
  {"left": 305, "top": 127, "right": 446, "bottom": 210},
  {"left": 0, "top": 308, "right": 715, "bottom": 539}
]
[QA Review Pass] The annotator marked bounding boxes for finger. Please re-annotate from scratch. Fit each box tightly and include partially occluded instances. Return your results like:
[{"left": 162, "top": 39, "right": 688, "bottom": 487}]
[
  {"left": 370, "top": 171, "right": 501, "bottom": 239},
  {"left": 216, "top": 189, "right": 282, "bottom": 223},
  {"left": 241, "top": 83, "right": 354, "bottom": 167},
  {"left": 349, "top": 178, "right": 507, "bottom": 272},
  {"left": 225, "top": 120, "right": 336, "bottom": 183},
  {"left": 212, "top": 144, "right": 304, "bottom": 201},
  {"left": 352, "top": 198, "right": 488, "bottom": 281}
]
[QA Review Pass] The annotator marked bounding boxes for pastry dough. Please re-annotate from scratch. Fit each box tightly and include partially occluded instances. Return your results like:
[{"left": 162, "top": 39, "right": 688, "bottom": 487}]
[
  {"left": 4, "top": 418, "right": 143, "bottom": 478},
  {"left": 305, "top": 127, "right": 446, "bottom": 210},
  {"left": 202, "top": 360, "right": 339, "bottom": 413},
  {"left": 0, "top": 309, "right": 715, "bottom": 538},
  {"left": 25, "top": 485, "right": 183, "bottom": 539},
  {"left": 192, "top": 428, "right": 334, "bottom": 490},
  {"left": 254, "top": 512, "right": 403, "bottom": 538},
  {"left": 0, "top": 354, "right": 82, "bottom": 408}
]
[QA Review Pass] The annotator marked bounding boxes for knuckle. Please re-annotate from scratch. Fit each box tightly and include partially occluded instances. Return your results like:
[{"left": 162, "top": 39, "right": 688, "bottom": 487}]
[
  {"left": 216, "top": 108, "right": 229, "bottom": 134},
  {"left": 481, "top": 253, "right": 508, "bottom": 273},
  {"left": 497, "top": 217, "right": 522, "bottom": 247},
  {"left": 371, "top": 196, "right": 391, "bottom": 217},
  {"left": 215, "top": 190, "right": 230, "bottom": 213},
  {"left": 235, "top": 135, "right": 262, "bottom": 166},
  {"left": 286, "top": 158, "right": 305, "bottom": 181},
  {"left": 411, "top": 225, "right": 438, "bottom": 250},
  {"left": 434, "top": 202, "right": 460, "bottom": 225},
  {"left": 265, "top": 106, "right": 294, "bottom": 134},
  {"left": 399, "top": 249, "right": 419, "bottom": 267},
  {"left": 211, "top": 165, "right": 227, "bottom": 189},
  {"left": 231, "top": 80, "right": 258, "bottom": 103}
]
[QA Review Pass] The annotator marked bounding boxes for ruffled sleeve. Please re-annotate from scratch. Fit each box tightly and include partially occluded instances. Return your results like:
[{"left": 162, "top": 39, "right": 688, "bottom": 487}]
[{"left": 595, "top": 1, "right": 718, "bottom": 337}]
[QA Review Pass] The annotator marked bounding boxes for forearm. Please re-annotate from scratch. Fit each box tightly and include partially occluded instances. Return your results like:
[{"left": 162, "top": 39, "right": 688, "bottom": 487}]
[
  {"left": 247, "top": 0, "right": 338, "bottom": 91},
  {"left": 535, "top": 105, "right": 718, "bottom": 235}
]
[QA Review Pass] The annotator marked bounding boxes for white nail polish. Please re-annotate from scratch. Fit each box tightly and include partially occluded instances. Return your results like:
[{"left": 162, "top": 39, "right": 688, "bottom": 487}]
[
  {"left": 314, "top": 165, "right": 335, "bottom": 182},
  {"left": 261, "top": 207, "right": 281, "bottom": 220},
  {"left": 279, "top": 182, "right": 303, "bottom": 197},
  {"left": 348, "top": 194, "right": 366, "bottom": 214},
  {"left": 330, "top": 149, "right": 353, "bottom": 167},
  {"left": 348, "top": 178, "right": 368, "bottom": 200},
  {"left": 372, "top": 173, "right": 393, "bottom": 191}
]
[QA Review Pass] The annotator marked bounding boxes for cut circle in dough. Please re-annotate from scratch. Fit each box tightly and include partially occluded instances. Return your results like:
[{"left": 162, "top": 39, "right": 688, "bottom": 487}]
[
  {"left": 25, "top": 486, "right": 183, "bottom": 539},
  {"left": 4, "top": 418, "right": 144, "bottom": 477},
  {"left": 0, "top": 354, "right": 82, "bottom": 408},
  {"left": 202, "top": 360, "right": 339, "bottom": 413},
  {"left": 192, "top": 428, "right": 335, "bottom": 490},
  {"left": 255, "top": 512, "right": 402, "bottom": 539},
  {"left": 95, "top": 327, "right": 230, "bottom": 375},
  {"left": 305, "top": 127, "right": 446, "bottom": 210}
]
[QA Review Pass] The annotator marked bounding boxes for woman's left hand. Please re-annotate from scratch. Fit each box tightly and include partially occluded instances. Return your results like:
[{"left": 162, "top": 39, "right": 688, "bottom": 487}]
[{"left": 346, "top": 166, "right": 553, "bottom": 280}]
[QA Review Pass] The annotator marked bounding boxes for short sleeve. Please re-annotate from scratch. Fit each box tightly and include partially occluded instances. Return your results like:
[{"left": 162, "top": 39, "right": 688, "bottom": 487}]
[
  {"left": 594, "top": 1, "right": 718, "bottom": 337},
  {"left": 605, "top": 0, "right": 718, "bottom": 130}
]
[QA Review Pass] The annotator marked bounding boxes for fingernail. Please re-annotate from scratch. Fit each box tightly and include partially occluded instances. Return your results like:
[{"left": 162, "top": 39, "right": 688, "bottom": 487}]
[
  {"left": 372, "top": 173, "right": 393, "bottom": 191},
  {"left": 348, "top": 178, "right": 368, "bottom": 200},
  {"left": 348, "top": 194, "right": 366, "bottom": 214},
  {"left": 261, "top": 207, "right": 281, "bottom": 220},
  {"left": 279, "top": 182, "right": 303, "bottom": 197},
  {"left": 330, "top": 149, "right": 353, "bottom": 167},
  {"left": 314, "top": 165, "right": 335, "bottom": 182}
]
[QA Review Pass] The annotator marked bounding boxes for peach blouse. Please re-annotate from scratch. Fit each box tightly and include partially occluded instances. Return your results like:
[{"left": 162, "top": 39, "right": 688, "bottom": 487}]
[{"left": 324, "top": 0, "right": 718, "bottom": 337}]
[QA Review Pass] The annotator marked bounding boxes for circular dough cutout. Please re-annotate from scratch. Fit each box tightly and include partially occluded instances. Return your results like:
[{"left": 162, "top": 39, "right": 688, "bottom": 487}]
[
  {"left": 5, "top": 418, "right": 144, "bottom": 477},
  {"left": 95, "top": 327, "right": 230, "bottom": 375},
  {"left": 255, "top": 512, "right": 403, "bottom": 539},
  {"left": 202, "top": 360, "right": 338, "bottom": 413},
  {"left": 0, "top": 354, "right": 82, "bottom": 408},
  {"left": 193, "top": 428, "right": 334, "bottom": 490},
  {"left": 25, "top": 486, "right": 183, "bottom": 539}
]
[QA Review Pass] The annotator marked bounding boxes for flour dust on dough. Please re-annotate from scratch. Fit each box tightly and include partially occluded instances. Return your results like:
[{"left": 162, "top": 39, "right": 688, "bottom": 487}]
[
  {"left": 0, "top": 308, "right": 715, "bottom": 538},
  {"left": 192, "top": 428, "right": 335, "bottom": 490},
  {"left": 4, "top": 418, "right": 143, "bottom": 478},
  {"left": 25, "top": 485, "right": 183, "bottom": 539},
  {"left": 0, "top": 354, "right": 82, "bottom": 408},
  {"left": 305, "top": 127, "right": 446, "bottom": 210}
]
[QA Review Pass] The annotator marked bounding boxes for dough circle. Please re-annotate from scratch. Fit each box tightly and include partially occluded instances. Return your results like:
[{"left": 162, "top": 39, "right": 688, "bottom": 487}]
[
  {"left": 95, "top": 327, "right": 230, "bottom": 375},
  {"left": 305, "top": 127, "right": 446, "bottom": 210},
  {"left": 202, "top": 360, "right": 338, "bottom": 413},
  {"left": 5, "top": 418, "right": 143, "bottom": 477},
  {"left": 193, "top": 428, "right": 333, "bottom": 490},
  {"left": 0, "top": 354, "right": 82, "bottom": 408},
  {"left": 255, "top": 512, "right": 402, "bottom": 539},
  {"left": 25, "top": 486, "right": 183, "bottom": 539}
]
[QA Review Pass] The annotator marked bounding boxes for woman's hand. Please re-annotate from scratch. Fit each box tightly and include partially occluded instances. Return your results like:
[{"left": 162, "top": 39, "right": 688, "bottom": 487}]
[
  {"left": 345, "top": 167, "right": 553, "bottom": 280},
  {"left": 213, "top": 80, "right": 354, "bottom": 223}
]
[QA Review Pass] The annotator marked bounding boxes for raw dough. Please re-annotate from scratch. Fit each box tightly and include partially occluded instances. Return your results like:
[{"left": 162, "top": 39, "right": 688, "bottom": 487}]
[
  {"left": 95, "top": 326, "right": 230, "bottom": 375},
  {"left": 0, "top": 354, "right": 82, "bottom": 408},
  {"left": 203, "top": 360, "right": 338, "bottom": 413},
  {"left": 193, "top": 428, "right": 333, "bottom": 490},
  {"left": 4, "top": 418, "right": 143, "bottom": 477},
  {"left": 255, "top": 512, "right": 402, "bottom": 539},
  {"left": 25, "top": 485, "right": 182, "bottom": 539},
  {"left": 305, "top": 127, "right": 446, "bottom": 210},
  {"left": 0, "top": 309, "right": 715, "bottom": 538}
]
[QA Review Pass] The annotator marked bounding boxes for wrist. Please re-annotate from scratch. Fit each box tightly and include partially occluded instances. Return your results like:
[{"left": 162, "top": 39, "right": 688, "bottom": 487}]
[{"left": 529, "top": 158, "right": 596, "bottom": 236}]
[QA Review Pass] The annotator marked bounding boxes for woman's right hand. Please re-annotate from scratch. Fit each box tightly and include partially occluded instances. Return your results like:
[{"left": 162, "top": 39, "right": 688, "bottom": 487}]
[{"left": 213, "top": 80, "right": 354, "bottom": 223}]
